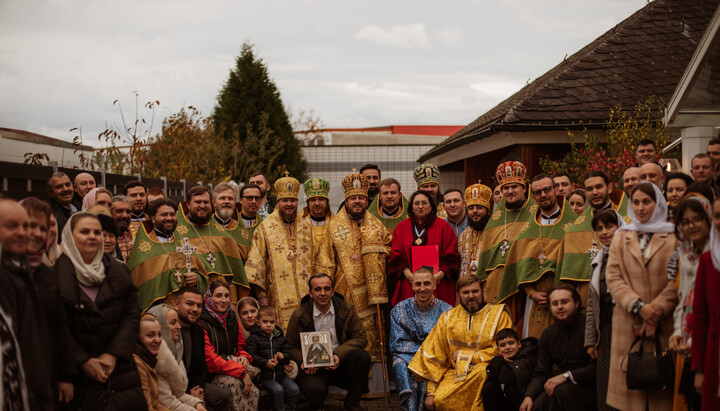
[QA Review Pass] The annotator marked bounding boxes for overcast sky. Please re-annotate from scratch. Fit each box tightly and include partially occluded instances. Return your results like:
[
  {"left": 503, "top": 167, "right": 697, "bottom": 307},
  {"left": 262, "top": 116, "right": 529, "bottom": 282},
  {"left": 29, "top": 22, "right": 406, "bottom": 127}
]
[{"left": 0, "top": 0, "right": 647, "bottom": 146}]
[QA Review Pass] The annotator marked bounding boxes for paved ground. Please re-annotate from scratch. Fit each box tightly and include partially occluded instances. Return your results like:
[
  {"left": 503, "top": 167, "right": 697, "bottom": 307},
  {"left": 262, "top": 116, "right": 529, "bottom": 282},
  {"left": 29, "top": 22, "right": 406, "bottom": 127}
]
[{"left": 261, "top": 391, "right": 403, "bottom": 410}]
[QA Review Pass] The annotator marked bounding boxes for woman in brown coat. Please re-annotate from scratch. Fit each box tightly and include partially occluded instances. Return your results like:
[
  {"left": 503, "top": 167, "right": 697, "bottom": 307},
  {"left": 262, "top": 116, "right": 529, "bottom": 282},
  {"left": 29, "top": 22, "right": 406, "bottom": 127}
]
[
  {"left": 606, "top": 182, "right": 679, "bottom": 411},
  {"left": 134, "top": 313, "right": 172, "bottom": 411}
]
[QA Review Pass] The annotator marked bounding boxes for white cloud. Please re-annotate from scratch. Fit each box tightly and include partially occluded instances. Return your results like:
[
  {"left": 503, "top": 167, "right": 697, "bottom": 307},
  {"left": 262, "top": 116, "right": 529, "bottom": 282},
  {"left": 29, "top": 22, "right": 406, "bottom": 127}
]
[
  {"left": 432, "top": 26, "right": 462, "bottom": 46},
  {"left": 353, "top": 23, "right": 431, "bottom": 49}
]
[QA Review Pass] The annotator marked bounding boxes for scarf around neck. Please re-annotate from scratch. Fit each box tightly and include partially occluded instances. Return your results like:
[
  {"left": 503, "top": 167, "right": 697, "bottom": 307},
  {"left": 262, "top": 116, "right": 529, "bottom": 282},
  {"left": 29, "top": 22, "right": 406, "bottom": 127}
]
[
  {"left": 204, "top": 286, "right": 229, "bottom": 324},
  {"left": 60, "top": 214, "right": 106, "bottom": 286}
]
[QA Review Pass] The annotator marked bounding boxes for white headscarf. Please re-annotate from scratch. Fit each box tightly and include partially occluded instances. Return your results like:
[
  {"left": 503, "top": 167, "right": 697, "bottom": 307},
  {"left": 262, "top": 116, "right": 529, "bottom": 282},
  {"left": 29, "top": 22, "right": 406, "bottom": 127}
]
[
  {"left": 618, "top": 181, "right": 674, "bottom": 234},
  {"left": 711, "top": 212, "right": 720, "bottom": 273},
  {"left": 147, "top": 304, "right": 184, "bottom": 364},
  {"left": 60, "top": 213, "right": 106, "bottom": 286}
]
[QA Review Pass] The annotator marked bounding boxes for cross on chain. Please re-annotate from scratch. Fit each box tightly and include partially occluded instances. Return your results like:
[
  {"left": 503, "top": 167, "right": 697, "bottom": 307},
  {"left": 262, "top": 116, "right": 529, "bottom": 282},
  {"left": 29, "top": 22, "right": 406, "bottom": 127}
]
[
  {"left": 177, "top": 238, "right": 198, "bottom": 284},
  {"left": 500, "top": 239, "right": 510, "bottom": 257}
]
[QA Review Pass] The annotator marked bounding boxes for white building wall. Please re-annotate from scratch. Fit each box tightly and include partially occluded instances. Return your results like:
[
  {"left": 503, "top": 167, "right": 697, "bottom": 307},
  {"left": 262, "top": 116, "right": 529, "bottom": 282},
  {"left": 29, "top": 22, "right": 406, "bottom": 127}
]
[{"left": 0, "top": 135, "right": 93, "bottom": 168}]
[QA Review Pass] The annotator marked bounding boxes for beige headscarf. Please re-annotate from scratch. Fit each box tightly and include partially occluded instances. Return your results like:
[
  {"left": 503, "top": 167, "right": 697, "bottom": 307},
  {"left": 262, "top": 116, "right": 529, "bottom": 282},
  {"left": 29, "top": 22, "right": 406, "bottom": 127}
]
[{"left": 60, "top": 213, "right": 106, "bottom": 286}]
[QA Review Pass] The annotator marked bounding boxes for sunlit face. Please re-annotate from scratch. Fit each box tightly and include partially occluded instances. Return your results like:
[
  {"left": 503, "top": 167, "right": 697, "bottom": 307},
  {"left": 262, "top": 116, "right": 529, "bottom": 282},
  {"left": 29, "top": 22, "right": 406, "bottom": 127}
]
[
  {"left": 48, "top": 175, "right": 73, "bottom": 206},
  {"left": 639, "top": 163, "right": 664, "bottom": 189},
  {"left": 211, "top": 285, "right": 231, "bottom": 313},
  {"left": 666, "top": 178, "right": 687, "bottom": 209},
  {"left": 379, "top": 183, "right": 401, "bottom": 210},
  {"left": 569, "top": 193, "right": 586, "bottom": 215},
  {"left": 239, "top": 187, "right": 261, "bottom": 217},
  {"left": 501, "top": 183, "right": 526, "bottom": 206},
  {"left": 584, "top": 177, "right": 609, "bottom": 209},
  {"left": 95, "top": 192, "right": 112, "bottom": 210},
  {"left": 277, "top": 198, "right": 298, "bottom": 221},
  {"left": 679, "top": 208, "right": 709, "bottom": 246},
  {"left": 631, "top": 189, "right": 656, "bottom": 224},
  {"left": 213, "top": 189, "right": 236, "bottom": 221},
  {"left": 497, "top": 337, "right": 521, "bottom": 359},
  {"left": 126, "top": 186, "right": 147, "bottom": 214},
  {"left": 691, "top": 157, "right": 714, "bottom": 184},
  {"left": 458, "top": 281, "right": 483, "bottom": 314},
  {"left": 308, "top": 197, "right": 328, "bottom": 219},
  {"left": 412, "top": 193, "right": 431, "bottom": 219},
  {"left": 594, "top": 221, "right": 618, "bottom": 247},
  {"left": 549, "top": 289, "right": 578, "bottom": 324},
  {"left": 102, "top": 230, "right": 116, "bottom": 254},
  {"left": 139, "top": 319, "right": 163, "bottom": 356},
  {"left": 174, "top": 292, "right": 203, "bottom": 325},
  {"left": 531, "top": 177, "right": 557, "bottom": 213},
  {"left": 411, "top": 270, "right": 436, "bottom": 306},
  {"left": 72, "top": 217, "right": 102, "bottom": 263},
  {"left": 188, "top": 192, "right": 212, "bottom": 221},
  {"left": 248, "top": 175, "right": 269, "bottom": 196},
  {"left": 74, "top": 173, "right": 96, "bottom": 197},
  {"left": 257, "top": 314, "right": 277, "bottom": 334},
  {"left": 308, "top": 276, "right": 334, "bottom": 312},
  {"left": 442, "top": 191, "right": 465, "bottom": 220},
  {"left": 635, "top": 144, "right": 657, "bottom": 166},
  {"left": 553, "top": 176, "right": 572, "bottom": 198},
  {"left": 165, "top": 308, "right": 182, "bottom": 342},
  {"left": 238, "top": 302, "right": 259, "bottom": 329},
  {"left": 26, "top": 211, "right": 48, "bottom": 254}
]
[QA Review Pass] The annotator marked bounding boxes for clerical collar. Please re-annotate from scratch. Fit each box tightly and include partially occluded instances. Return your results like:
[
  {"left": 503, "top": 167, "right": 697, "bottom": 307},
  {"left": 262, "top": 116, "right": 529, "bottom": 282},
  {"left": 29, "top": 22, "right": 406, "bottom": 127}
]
[
  {"left": 154, "top": 228, "right": 174, "bottom": 242},
  {"left": 241, "top": 214, "right": 256, "bottom": 226},
  {"left": 540, "top": 205, "right": 561, "bottom": 221},
  {"left": 131, "top": 212, "right": 146, "bottom": 222},
  {"left": 382, "top": 205, "right": 400, "bottom": 217},
  {"left": 593, "top": 200, "right": 613, "bottom": 215},
  {"left": 282, "top": 218, "right": 295, "bottom": 224},
  {"left": 310, "top": 214, "right": 326, "bottom": 222},
  {"left": 214, "top": 214, "right": 232, "bottom": 227}
]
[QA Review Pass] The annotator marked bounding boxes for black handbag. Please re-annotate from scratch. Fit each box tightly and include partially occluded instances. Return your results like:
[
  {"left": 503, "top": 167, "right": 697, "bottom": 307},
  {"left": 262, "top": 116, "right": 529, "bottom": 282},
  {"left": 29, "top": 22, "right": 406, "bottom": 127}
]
[{"left": 623, "top": 335, "right": 674, "bottom": 391}]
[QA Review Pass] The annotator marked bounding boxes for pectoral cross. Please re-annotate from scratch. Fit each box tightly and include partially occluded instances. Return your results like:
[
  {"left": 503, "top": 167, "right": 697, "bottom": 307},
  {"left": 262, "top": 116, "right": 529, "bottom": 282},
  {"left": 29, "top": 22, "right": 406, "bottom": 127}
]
[
  {"left": 538, "top": 252, "right": 547, "bottom": 266},
  {"left": 500, "top": 239, "right": 510, "bottom": 257},
  {"left": 177, "top": 238, "right": 198, "bottom": 284},
  {"left": 206, "top": 251, "right": 216, "bottom": 268},
  {"left": 588, "top": 244, "right": 600, "bottom": 260}
]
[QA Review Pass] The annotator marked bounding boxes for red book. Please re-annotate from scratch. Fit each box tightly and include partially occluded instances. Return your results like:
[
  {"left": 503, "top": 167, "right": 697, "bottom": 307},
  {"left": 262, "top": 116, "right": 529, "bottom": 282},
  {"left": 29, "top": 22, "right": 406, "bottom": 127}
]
[{"left": 411, "top": 245, "right": 439, "bottom": 274}]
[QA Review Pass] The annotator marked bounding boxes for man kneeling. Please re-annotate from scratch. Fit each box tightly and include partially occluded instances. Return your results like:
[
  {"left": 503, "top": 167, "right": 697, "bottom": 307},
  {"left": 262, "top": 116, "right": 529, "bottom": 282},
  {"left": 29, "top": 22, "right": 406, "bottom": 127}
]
[
  {"left": 286, "top": 273, "right": 370, "bottom": 411},
  {"left": 408, "top": 275, "right": 513, "bottom": 410},
  {"left": 519, "top": 284, "right": 596, "bottom": 411}
]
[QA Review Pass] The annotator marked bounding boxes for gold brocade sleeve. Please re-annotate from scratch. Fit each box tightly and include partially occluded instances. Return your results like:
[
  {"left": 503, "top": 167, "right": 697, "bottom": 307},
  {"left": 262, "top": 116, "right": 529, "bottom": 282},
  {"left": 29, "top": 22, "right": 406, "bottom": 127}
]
[
  {"left": 314, "top": 226, "right": 336, "bottom": 277},
  {"left": 472, "top": 310, "right": 513, "bottom": 364},
  {"left": 244, "top": 226, "right": 268, "bottom": 298}
]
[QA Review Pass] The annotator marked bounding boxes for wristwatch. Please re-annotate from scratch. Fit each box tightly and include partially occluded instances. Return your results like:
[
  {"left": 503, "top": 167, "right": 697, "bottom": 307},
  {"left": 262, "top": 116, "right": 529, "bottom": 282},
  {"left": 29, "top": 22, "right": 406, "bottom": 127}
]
[
  {"left": 562, "top": 371, "right": 570, "bottom": 379},
  {"left": 631, "top": 299, "right": 645, "bottom": 315}
]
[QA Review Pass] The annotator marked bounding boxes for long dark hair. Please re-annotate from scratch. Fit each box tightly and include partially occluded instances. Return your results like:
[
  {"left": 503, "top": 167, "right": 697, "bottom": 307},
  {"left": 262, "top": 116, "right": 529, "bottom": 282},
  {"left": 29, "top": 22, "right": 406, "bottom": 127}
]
[{"left": 673, "top": 197, "right": 710, "bottom": 241}]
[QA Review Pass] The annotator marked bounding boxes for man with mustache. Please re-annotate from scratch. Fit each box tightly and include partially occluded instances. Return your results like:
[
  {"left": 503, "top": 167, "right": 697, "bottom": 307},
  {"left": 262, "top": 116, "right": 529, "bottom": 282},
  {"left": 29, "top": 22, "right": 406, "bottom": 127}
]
[
  {"left": 368, "top": 178, "right": 409, "bottom": 234},
  {"left": 47, "top": 172, "right": 76, "bottom": 235},
  {"left": 111, "top": 195, "right": 134, "bottom": 262},
  {"left": 408, "top": 275, "right": 512, "bottom": 411},
  {"left": 248, "top": 172, "right": 275, "bottom": 219},
  {"left": 300, "top": 177, "right": 333, "bottom": 255},
  {"left": 245, "top": 172, "right": 316, "bottom": 330},
  {"left": 390, "top": 267, "right": 452, "bottom": 411},
  {"left": 212, "top": 182, "right": 258, "bottom": 263},
  {"left": 212, "top": 183, "right": 238, "bottom": 229},
  {"left": 457, "top": 182, "right": 492, "bottom": 277},
  {"left": 360, "top": 164, "right": 381, "bottom": 203},
  {"left": 174, "top": 186, "right": 248, "bottom": 303},
  {"left": 315, "top": 170, "right": 391, "bottom": 370}
]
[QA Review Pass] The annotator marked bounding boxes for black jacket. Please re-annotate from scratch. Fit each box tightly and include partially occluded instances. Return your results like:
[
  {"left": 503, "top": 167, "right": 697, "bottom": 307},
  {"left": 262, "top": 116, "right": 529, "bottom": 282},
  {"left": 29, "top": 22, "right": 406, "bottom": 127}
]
[
  {"left": 485, "top": 337, "right": 538, "bottom": 401},
  {"left": 181, "top": 322, "right": 209, "bottom": 392},
  {"left": 0, "top": 258, "right": 55, "bottom": 410},
  {"left": 197, "top": 308, "right": 241, "bottom": 359},
  {"left": 56, "top": 253, "right": 146, "bottom": 411},
  {"left": 245, "top": 325, "right": 292, "bottom": 381},
  {"left": 49, "top": 198, "right": 73, "bottom": 240}
]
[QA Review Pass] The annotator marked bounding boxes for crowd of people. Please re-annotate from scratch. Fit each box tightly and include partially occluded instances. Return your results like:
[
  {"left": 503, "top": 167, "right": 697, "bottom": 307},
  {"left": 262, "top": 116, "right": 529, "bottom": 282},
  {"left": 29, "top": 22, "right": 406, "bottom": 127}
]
[{"left": 1, "top": 137, "right": 720, "bottom": 411}]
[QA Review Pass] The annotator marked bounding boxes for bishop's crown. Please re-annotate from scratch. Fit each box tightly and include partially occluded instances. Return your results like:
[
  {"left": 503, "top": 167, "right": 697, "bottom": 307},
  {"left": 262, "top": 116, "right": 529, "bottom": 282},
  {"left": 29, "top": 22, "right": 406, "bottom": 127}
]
[
  {"left": 465, "top": 182, "right": 492, "bottom": 210},
  {"left": 341, "top": 170, "right": 369, "bottom": 198},
  {"left": 413, "top": 163, "right": 440, "bottom": 187},
  {"left": 495, "top": 161, "right": 527, "bottom": 187},
  {"left": 274, "top": 171, "right": 301, "bottom": 200}
]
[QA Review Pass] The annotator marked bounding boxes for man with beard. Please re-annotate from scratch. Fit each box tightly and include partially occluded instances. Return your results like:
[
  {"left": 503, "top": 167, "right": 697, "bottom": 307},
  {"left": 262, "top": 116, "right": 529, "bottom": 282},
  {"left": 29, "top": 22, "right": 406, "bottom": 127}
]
[
  {"left": 502, "top": 174, "right": 576, "bottom": 339},
  {"left": 414, "top": 163, "right": 447, "bottom": 218},
  {"left": 476, "top": 161, "right": 534, "bottom": 322},
  {"left": 245, "top": 172, "right": 316, "bottom": 329},
  {"left": 300, "top": 177, "right": 333, "bottom": 252},
  {"left": 390, "top": 267, "right": 452, "bottom": 411},
  {"left": 443, "top": 189, "right": 468, "bottom": 237},
  {"left": 175, "top": 186, "right": 248, "bottom": 304},
  {"left": 234, "top": 184, "right": 264, "bottom": 261},
  {"left": 368, "top": 178, "right": 409, "bottom": 233},
  {"left": 212, "top": 183, "right": 238, "bottom": 228},
  {"left": 552, "top": 173, "right": 573, "bottom": 199},
  {"left": 123, "top": 180, "right": 148, "bottom": 222},
  {"left": 315, "top": 170, "right": 391, "bottom": 370},
  {"left": 519, "top": 284, "right": 595, "bottom": 411},
  {"left": 408, "top": 275, "right": 513, "bottom": 410},
  {"left": 360, "top": 163, "right": 381, "bottom": 203},
  {"left": 249, "top": 171, "right": 275, "bottom": 219},
  {"left": 557, "top": 171, "right": 625, "bottom": 307},
  {"left": 72, "top": 172, "right": 96, "bottom": 209},
  {"left": 47, "top": 172, "right": 76, "bottom": 235},
  {"left": 457, "top": 182, "right": 491, "bottom": 277},
  {"left": 111, "top": 195, "right": 134, "bottom": 261}
]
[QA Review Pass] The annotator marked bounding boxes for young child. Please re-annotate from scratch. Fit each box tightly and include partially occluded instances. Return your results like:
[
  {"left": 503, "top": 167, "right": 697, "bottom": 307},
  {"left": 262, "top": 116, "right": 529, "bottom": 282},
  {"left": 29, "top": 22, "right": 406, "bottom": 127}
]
[
  {"left": 482, "top": 328, "right": 538, "bottom": 411},
  {"left": 245, "top": 306, "right": 300, "bottom": 411}
]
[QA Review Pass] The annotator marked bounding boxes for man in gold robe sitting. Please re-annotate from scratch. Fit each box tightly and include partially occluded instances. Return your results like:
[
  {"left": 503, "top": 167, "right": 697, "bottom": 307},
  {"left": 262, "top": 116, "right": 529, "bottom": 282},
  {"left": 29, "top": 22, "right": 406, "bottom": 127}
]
[{"left": 408, "top": 275, "right": 513, "bottom": 411}]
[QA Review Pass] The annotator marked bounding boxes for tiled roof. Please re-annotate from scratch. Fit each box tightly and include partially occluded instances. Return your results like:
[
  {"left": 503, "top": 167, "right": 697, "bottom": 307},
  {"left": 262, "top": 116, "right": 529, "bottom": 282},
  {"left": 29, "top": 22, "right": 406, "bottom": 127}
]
[{"left": 420, "top": 0, "right": 720, "bottom": 162}]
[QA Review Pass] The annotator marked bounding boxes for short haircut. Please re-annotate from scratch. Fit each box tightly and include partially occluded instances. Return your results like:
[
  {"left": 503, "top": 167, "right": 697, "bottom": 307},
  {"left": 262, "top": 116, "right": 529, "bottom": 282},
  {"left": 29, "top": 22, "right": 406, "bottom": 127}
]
[
  {"left": 239, "top": 183, "right": 261, "bottom": 198},
  {"left": 212, "top": 183, "right": 237, "bottom": 200},
  {"left": 47, "top": 171, "right": 69, "bottom": 189},
  {"left": 532, "top": 173, "right": 553, "bottom": 183},
  {"left": 146, "top": 187, "right": 165, "bottom": 198},
  {"left": 708, "top": 138, "right": 720, "bottom": 146},
  {"left": 442, "top": 188, "right": 463, "bottom": 199},
  {"left": 553, "top": 172, "right": 571, "bottom": 180},
  {"left": 379, "top": 178, "right": 401, "bottom": 192},
  {"left": 591, "top": 209, "right": 620, "bottom": 231},
  {"left": 257, "top": 306, "right": 277, "bottom": 320},
  {"left": 111, "top": 194, "right": 130, "bottom": 204},
  {"left": 665, "top": 172, "right": 693, "bottom": 189},
  {"left": 186, "top": 185, "right": 211, "bottom": 202},
  {"left": 584, "top": 171, "right": 609, "bottom": 186},
  {"left": 631, "top": 182, "right": 656, "bottom": 202},
  {"left": 636, "top": 138, "right": 656, "bottom": 150},
  {"left": 148, "top": 198, "right": 178, "bottom": 217},
  {"left": 20, "top": 197, "right": 51, "bottom": 221},
  {"left": 359, "top": 164, "right": 380, "bottom": 177},
  {"left": 692, "top": 152, "right": 714, "bottom": 167},
  {"left": 176, "top": 286, "right": 202, "bottom": 299},
  {"left": 685, "top": 181, "right": 715, "bottom": 203},
  {"left": 122, "top": 180, "right": 145, "bottom": 195},
  {"left": 249, "top": 172, "right": 269, "bottom": 182},
  {"left": 547, "top": 283, "right": 582, "bottom": 309},
  {"left": 455, "top": 274, "right": 481, "bottom": 292},
  {"left": 307, "top": 273, "right": 334, "bottom": 290},
  {"left": 411, "top": 266, "right": 434, "bottom": 281},
  {"left": 494, "top": 328, "right": 519, "bottom": 344}
]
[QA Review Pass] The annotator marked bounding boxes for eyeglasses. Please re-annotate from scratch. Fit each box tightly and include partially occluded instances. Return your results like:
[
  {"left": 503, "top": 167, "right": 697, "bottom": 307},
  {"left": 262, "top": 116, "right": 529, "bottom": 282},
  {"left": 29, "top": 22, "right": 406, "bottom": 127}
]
[
  {"left": 242, "top": 195, "right": 261, "bottom": 202},
  {"left": 679, "top": 216, "right": 706, "bottom": 229},
  {"left": 532, "top": 186, "right": 554, "bottom": 196}
]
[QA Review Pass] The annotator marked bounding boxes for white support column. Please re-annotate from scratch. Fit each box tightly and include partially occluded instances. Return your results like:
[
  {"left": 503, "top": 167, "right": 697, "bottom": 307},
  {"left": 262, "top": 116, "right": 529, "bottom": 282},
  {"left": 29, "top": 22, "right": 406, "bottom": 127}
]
[{"left": 680, "top": 127, "right": 718, "bottom": 173}]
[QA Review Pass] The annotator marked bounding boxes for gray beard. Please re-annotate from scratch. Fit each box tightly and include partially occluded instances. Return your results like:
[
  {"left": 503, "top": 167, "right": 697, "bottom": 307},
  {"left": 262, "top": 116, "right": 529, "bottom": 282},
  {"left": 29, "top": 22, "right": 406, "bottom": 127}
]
[{"left": 216, "top": 208, "right": 234, "bottom": 221}]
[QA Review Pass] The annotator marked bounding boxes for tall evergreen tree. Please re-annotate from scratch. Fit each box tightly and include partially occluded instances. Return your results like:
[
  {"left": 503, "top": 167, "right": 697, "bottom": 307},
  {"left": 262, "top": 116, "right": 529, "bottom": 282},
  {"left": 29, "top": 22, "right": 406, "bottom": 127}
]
[{"left": 213, "top": 42, "right": 306, "bottom": 182}]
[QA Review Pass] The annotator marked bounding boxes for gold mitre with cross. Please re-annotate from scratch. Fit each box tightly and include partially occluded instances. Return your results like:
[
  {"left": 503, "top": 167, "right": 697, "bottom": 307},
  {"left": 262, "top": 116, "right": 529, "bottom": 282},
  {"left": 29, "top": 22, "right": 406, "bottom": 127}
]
[
  {"left": 274, "top": 171, "right": 300, "bottom": 200},
  {"left": 413, "top": 163, "right": 440, "bottom": 187},
  {"left": 465, "top": 181, "right": 492, "bottom": 210},
  {"left": 496, "top": 160, "right": 527, "bottom": 187},
  {"left": 341, "top": 169, "right": 369, "bottom": 198},
  {"left": 303, "top": 177, "right": 330, "bottom": 200}
]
